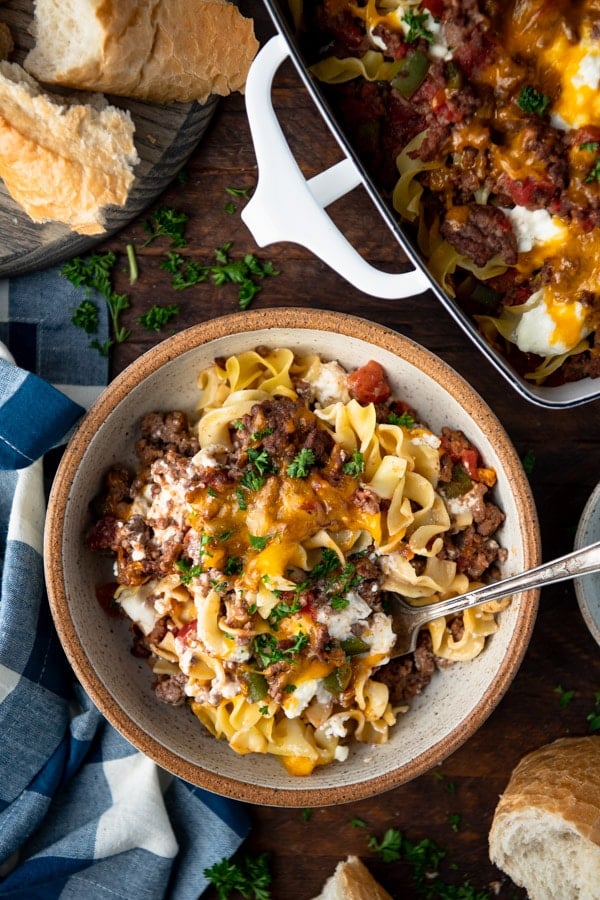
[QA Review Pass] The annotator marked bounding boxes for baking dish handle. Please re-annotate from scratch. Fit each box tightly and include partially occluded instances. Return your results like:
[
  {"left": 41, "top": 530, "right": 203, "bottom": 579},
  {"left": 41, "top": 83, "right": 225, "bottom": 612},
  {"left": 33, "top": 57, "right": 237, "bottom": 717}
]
[{"left": 241, "top": 35, "right": 430, "bottom": 300}]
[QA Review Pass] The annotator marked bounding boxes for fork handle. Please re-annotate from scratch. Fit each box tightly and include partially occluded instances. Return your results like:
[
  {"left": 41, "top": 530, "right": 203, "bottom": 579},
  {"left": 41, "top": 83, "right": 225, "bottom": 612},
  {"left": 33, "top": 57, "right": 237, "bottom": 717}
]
[{"left": 406, "top": 539, "right": 600, "bottom": 628}]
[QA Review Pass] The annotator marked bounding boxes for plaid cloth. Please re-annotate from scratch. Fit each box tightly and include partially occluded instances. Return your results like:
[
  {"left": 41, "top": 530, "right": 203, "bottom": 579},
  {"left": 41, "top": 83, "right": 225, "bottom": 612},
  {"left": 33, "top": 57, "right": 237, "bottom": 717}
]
[{"left": 0, "top": 268, "right": 250, "bottom": 899}]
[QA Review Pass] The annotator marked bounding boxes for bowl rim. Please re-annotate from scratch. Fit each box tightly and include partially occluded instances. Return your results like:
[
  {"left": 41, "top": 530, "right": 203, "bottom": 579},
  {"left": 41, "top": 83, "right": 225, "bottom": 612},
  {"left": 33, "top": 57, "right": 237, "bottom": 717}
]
[
  {"left": 45, "top": 307, "right": 541, "bottom": 806},
  {"left": 574, "top": 481, "right": 600, "bottom": 647}
]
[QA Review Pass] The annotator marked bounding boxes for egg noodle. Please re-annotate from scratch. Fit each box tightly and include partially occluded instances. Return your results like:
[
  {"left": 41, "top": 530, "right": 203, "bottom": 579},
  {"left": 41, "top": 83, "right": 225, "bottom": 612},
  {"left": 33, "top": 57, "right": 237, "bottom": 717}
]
[
  {"left": 91, "top": 349, "right": 507, "bottom": 776},
  {"left": 296, "top": 0, "right": 600, "bottom": 384}
]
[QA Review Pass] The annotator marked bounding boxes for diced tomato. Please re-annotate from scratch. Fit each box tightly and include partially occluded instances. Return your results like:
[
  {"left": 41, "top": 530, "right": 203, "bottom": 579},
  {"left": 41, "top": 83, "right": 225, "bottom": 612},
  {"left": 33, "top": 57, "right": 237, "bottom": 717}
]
[
  {"left": 347, "top": 360, "right": 392, "bottom": 404},
  {"left": 420, "top": 0, "right": 444, "bottom": 17},
  {"left": 176, "top": 620, "right": 198, "bottom": 644},
  {"left": 460, "top": 448, "right": 480, "bottom": 480},
  {"left": 503, "top": 175, "right": 555, "bottom": 209}
]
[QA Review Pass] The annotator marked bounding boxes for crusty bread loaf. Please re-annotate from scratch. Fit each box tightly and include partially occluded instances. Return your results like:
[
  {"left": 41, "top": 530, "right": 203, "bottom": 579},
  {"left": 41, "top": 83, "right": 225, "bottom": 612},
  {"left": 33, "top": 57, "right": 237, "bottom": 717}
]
[
  {"left": 310, "top": 855, "right": 393, "bottom": 900},
  {"left": 489, "top": 736, "right": 600, "bottom": 899},
  {"left": 0, "top": 22, "right": 13, "bottom": 61},
  {"left": 24, "top": 0, "right": 259, "bottom": 104},
  {"left": 0, "top": 60, "right": 139, "bottom": 234}
]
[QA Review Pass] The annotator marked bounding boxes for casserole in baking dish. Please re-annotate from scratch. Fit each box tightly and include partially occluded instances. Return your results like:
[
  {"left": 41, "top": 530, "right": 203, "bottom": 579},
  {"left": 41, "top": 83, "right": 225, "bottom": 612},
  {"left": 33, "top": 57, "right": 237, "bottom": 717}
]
[{"left": 242, "top": 0, "right": 600, "bottom": 408}]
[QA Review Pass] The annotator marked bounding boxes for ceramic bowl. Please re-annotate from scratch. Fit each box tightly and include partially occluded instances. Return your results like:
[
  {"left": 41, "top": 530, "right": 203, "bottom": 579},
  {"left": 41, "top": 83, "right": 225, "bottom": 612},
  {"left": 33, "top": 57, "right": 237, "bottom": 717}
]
[
  {"left": 575, "top": 483, "right": 600, "bottom": 647},
  {"left": 45, "top": 308, "right": 540, "bottom": 806}
]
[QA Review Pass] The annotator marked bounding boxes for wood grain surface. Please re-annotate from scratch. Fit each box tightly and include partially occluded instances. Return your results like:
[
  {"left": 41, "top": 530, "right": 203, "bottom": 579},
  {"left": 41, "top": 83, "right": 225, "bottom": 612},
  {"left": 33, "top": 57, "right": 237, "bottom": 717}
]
[
  {"left": 0, "top": 0, "right": 219, "bottom": 276},
  {"left": 33, "top": 2, "right": 600, "bottom": 897}
]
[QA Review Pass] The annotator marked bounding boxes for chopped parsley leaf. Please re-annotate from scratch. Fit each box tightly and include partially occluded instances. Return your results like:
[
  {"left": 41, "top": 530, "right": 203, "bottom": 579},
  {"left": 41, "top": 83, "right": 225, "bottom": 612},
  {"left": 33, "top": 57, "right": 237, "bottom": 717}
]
[
  {"left": 517, "top": 84, "right": 551, "bottom": 117},
  {"left": 224, "top": 556, "right": 243, "bottom": 576},
  {"left": 252, "top": 631, "right": 308, "bottom": 668},
  {"left": 368, "top": 827, "right": 402, "bottom": 862},
  {"left": 176, "top": 557, "right": 203, "bottom": 584},
  {"left": 71, "top": 299, "right": 99, "bottom": 335},
  {"left": 142, "top": 207, "right": 189, "bottom": 248},
  {"left": 555, "top": 684, "right": 575, "bottom": 707},
  {"left": 248, "top": 533, "right": 274, "bottom": 551},
  {"left": 204, "top": 852, "right": 272, "bottom": 900},
  {"left": 247, "top": 448, "right": 276, "bottom": 476},
  {"left": 240, "top": 469, "right": 265, "bottom": 492},
  {"left": 62, "top": 251, "right": 130, "bottom": 351},
  {"left": 286, "top": 448, "right": 316, "bottom": 478},
  {"left": 402, "top": 10, "right": 434, "bottom": 44},
  {"left": 343, "top": 450, "right": 365, "bottom": 478},
  {"left": 137, "top": 304, "right": 180, "bottom": 332},
  {"left": 585, "top": 158, "right": 600, "bottom": 184},
  {"left": 251, "top": 427, "right": 274, "bottom": 442},
  {"left": 388, "top": 410, "right": 415, "bottom": 428},
  {"left": 268, "top": 598, "right": 302, "bottom": 628},
  {"left": 587, "top": 690, "right": 600, "bottom": 732},
  {"left": 309, "top": 548, "right": 341, "bottom": 581}
]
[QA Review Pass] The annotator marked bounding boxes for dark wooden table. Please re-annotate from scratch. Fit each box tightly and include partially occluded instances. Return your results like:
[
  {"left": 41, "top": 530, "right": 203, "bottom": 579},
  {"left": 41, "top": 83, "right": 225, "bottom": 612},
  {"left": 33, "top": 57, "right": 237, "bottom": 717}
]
[{"left": 92, "top": 5, "right": 600, "bottom": 897}]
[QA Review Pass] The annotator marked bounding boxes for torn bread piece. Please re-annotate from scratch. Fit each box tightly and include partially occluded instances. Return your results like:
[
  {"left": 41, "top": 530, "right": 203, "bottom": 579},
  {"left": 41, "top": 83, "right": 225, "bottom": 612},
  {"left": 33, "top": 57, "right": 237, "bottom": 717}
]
[
  {"left": 24, "top": 0, "right": 259, "bottom": 104},
  {"left": 0, "top": 61, "right": 139, "bottom": 234},
  {"left": 310, "top": 856, "right": 393, "bottom": 900},
  {"left": 489, "top": 736, "right": 600, "bottom": 900}
]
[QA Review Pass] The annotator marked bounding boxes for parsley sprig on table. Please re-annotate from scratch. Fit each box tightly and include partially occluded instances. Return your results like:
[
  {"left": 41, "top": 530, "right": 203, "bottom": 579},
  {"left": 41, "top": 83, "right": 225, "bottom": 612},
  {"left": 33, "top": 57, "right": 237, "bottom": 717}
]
[
  {"left": 141, "top": 206, "right": 189, "bottom": 248},
  {"left": 204, "top": 852, "right": 272, "bottom": 900},
  {"left": 63, "top": 251, "right": 130, "bottom": 355},
  {"left": 161, "top": 242, "right": 280, "bottom": 309},
  {"left": 137, "top": 303, "right": 180, "bottom": 332},
  {"left": 367, "top": 826, "right": 491, "bottom": 898}
]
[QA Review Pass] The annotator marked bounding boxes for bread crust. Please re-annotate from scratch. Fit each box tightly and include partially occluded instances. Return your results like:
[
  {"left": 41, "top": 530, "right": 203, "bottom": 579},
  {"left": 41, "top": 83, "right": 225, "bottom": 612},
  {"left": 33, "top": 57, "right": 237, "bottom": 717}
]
[
  {"left": 311, "top": 855, "right": 393, "bottom": 900},
  {"left": 25, "top": 0, "right": 259, "bottom": 104},
  {"left": 489, "top": 736, "right": 600, "bottom": 898},
  {"left": 0, "top": 61, "right": 138, "bottom": 234}
]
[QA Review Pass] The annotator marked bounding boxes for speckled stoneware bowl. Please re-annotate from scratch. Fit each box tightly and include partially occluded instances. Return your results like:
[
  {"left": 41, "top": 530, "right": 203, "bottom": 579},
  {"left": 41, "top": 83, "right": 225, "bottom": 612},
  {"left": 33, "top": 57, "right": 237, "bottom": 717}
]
[
  {"left": 575, "top": 482, "right": 600, "bottom": 647},
  {"left": 45, "top": 308, "right": 540, "bottom": 807}
]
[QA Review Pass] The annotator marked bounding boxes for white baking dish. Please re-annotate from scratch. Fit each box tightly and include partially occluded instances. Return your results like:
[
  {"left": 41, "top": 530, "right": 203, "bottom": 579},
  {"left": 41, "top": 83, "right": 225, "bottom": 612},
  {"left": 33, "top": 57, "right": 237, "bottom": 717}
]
[{"left": 241, "top": 7, "right": 600, "bottom": 410}]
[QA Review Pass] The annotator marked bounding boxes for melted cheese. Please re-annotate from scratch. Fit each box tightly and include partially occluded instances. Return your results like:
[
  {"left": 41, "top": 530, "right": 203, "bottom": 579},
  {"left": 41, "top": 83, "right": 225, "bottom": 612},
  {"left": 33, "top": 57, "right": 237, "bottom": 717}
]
[{"left": 512, "top": 288, "right": 590, "bottom": 356}]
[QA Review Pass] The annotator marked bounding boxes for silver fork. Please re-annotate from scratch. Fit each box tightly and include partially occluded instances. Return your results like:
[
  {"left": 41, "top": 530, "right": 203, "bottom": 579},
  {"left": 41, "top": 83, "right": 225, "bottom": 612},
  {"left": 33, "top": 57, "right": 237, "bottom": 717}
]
[{"left": 387, "top": 540, "right": 600, "bottom": 657}]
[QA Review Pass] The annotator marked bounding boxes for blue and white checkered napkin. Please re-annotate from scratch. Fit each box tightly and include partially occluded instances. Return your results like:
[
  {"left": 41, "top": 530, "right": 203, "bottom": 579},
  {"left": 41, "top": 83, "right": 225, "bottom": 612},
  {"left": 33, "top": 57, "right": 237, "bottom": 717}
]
[{"left": 0, "top": 267, "right": 250, "bottom": 899}]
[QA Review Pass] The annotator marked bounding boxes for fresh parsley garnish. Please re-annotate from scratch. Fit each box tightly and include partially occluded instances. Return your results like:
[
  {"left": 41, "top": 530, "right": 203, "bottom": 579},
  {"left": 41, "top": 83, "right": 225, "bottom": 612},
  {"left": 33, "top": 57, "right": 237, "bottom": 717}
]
[
  {"left": 204, "top": 852, "right": 272, "bottom": 900},
  {"left": 585, "top": 159, "right": 600, "bottom": 184},
  {"left": 388, "top": 410, "right": 415, "bottom": 428},
  {"left": 176, "top": 556, "right": 203, "bottom": 584},
  {"left": 309, "top": 548, "right": 341, "bottom": 581},
  {"left": 517, "top": 84, "right": 551, "bottom": 117},
  {"left": 251, "top": 427, "right": 274, "bottom": 442},
  {"left": 248, "top": 533, "right": 274, "bottom": 551},
  {"left": 142, "top": 207, "right": 189, "bottom": 248},
  {"left": 402, "top": 10, "right": 434, "bottom": 44},
  {"left": 286, "top": 448, "right": 316, "bottom": 478},
  {"left": 247, "top": 448, "right": 275, "bottom": 476},
  {"left": 253, "top": 631, "right": 308, "bottom": 668},
  {"left": 343, "top": 450, "right": 365, "bottom": 478},
  {"left": 268, "top": 598, "right": 302, "bottom": 628},
  {"left": 224, "top": 556, "right": 243, "bottom": 576},
  {"left": 137, "top": 304, "right": 180, "bottom": 332},
  {"left": 580, "top": 141, "right": 600, "bottom": 153},
  {"left": 62, "top": 251, "right": 130, "bottom": 352}
]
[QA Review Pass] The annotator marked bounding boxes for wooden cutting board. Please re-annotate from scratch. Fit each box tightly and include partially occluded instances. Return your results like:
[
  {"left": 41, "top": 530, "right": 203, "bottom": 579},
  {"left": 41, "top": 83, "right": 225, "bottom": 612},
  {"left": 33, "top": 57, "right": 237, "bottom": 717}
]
[{"left": 0, "top": 0, "right": 219, "bottom": 277}]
